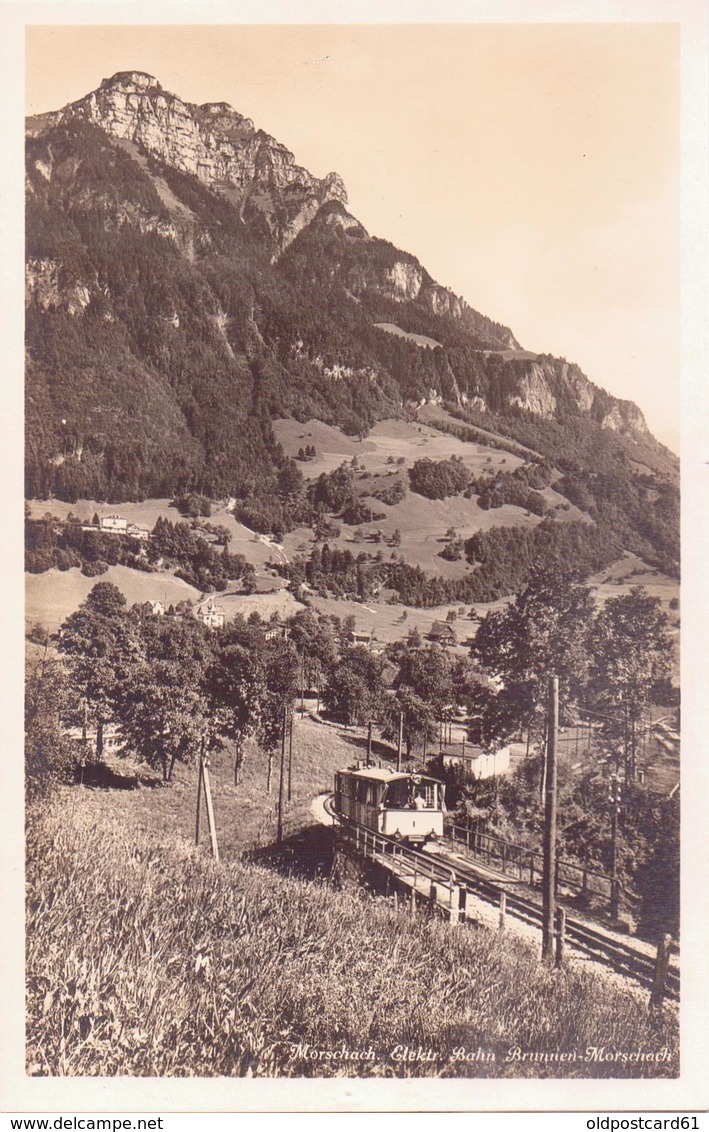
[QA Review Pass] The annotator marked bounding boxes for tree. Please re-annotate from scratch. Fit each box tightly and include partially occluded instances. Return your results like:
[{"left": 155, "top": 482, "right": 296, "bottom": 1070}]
[
  {"left": 383, "top": 686, "right": 437, "bottom": 759},
  {"left": 207, "top": 638, "right": 263, "bottom": 784},
  {"left": 406, "top": 626, "right": 423, "bottom": 649},
  {"left": 472, "top": 568, "right": 595, "bottom": 748},
  {"left": 117, "top": 617, "right": 218, "bottom": 782},
  {"left": 287, "top": 609, "right": 338, "bottom": 702},
  {"left": 25, "top": 646, "right": 74, "bottom": 798},
  {"left": 588, "top": 587, "right": 673, "bottom": 777},
  {"left": 257, "top": 639, "right": 299, "bottom": 792},
  {"left": 277, "top": 459, "right": 305, "bottom": 499},
  {"left": 322, "top": 646, "right": 386, "bottom": 727},
  {"left": 379, "top": 643, "right": 455, "bottom": 758},
  {"left": 395, "top": 644, "right": 454, "bottom": 715},
  {"left": 57, "top": 582, "right": 135, "bottom": 760}
]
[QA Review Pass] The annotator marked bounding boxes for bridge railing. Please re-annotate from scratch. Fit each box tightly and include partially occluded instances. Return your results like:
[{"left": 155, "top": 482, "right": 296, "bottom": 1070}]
[{"left": 448, "top": 822, "right": 614, "bottom": 906}]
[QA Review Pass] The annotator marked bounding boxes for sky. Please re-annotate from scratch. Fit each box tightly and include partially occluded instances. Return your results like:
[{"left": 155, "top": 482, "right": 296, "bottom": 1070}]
[{"left": 25, "top": 22, "right": 681, "bottom": 448}]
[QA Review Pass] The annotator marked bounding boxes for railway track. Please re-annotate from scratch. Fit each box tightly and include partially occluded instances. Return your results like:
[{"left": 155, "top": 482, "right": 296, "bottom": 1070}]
[
  {"left": 437, "top": 848, "right": 679, "bottom": 999},
  {"left": 326, "top": 801, "right": 679, "bottom": 1000}
]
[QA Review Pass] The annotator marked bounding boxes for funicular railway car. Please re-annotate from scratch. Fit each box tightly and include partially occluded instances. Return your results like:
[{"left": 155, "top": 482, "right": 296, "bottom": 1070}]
[{"left": 334, "top": 765, "right": 445, "bottom": 844}]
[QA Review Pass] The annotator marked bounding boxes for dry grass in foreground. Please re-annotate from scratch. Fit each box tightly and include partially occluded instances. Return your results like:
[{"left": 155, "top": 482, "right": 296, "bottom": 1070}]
[{"left": 26, "top": 790, "right": 678, "bottom": 1079}]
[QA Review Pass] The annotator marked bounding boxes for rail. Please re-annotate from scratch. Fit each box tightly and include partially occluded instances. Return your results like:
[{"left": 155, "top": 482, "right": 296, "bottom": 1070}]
[
  {"left": 334, "top": 814, "right": 679, "bottom": 1002},
  {"left": 448, "top": 822, "right": 615, "bottom": 907}
]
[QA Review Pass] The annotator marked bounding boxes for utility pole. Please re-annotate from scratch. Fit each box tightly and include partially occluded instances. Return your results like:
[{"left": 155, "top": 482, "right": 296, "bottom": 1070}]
[
  {"left": 195, "top": 747, "right": 204, "bottom": 847},
  {"left": 300, "top": 654, "right": 306, "bottom": 717},
  {"left": 367, "top": 720, "right": 373, "bottom": 764},
  {"left": 195, "top": 738, "right": 219, "bottom": 861},
  {"left": 287, "top": 710, "right": 294, "bottom": 802},
  {"left": 542, "top": 676, "right": 558, "bottom": 961},
  {"left": 277, "top": 703, "right": 287, "bottom": 844},
  {"left": 609, "top": 770, "right": 622, "bottom": 922},
  {"left": 397, "top": 711, "right": 404, "bottom": 772}
]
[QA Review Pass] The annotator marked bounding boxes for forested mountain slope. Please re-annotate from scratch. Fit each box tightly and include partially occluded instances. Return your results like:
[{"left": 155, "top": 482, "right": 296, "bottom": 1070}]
[{"left": 25, "top": 72, "right": 678, "bottom": 576}]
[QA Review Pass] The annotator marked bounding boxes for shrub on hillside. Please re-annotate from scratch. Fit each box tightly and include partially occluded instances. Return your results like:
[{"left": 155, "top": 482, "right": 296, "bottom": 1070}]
[{"left": 408, "top": 456, "right": 469, "bottom": 500}]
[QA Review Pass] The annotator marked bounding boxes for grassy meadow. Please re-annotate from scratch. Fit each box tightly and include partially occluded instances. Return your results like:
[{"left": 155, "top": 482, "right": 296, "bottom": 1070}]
[
  {"left": 26, "top": 715, "right": 679, "bottom": 1079},
  {"left": 27, "top": 785, "right": 679, "bottom": 1079}
]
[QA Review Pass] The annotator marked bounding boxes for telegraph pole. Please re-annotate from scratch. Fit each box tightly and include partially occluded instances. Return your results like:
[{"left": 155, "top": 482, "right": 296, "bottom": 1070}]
[
  {"left": 195, "top": 738, "right": 219, "bottom": 860},
  {"left": 542, "top": 676, "right": 559, "bottom": 960},
  {"left": 397, "top": 711, "right": 404, "bottom": 772},
  {"left": 277, "top": 703, "right": 287, "bottom": 844},
  {"left": 609, "top": 770, "right": 622, "bottom": 921},
  {"left": 367, "top": 720, "right": 373, "bottom": 764},
  {"left": 287, "top": 710, "right": 294, "bottom": 802}
]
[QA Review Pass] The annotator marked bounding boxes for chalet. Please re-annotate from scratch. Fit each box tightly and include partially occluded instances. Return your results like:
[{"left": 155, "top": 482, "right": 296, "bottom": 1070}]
[
  {"left": 441, "top": 743, "right": 511, "bottom": 780},
  {"left": 147, "top": 599, "right": 165, "bottom": 616},
  {"left": 429, "top": 621, "right": 457, "bottom": 646},
  {"left": 127, "top": 523, "right": 150, "bottom": 541},
  {"left": 194, "top": 597, "right": 226, "bottom": 629},
  {"left": 348, "top": 629, "right": 372, "bottom": 646},
  {"left": 264, "top": 622, "right": 288, "bottom": 641}
]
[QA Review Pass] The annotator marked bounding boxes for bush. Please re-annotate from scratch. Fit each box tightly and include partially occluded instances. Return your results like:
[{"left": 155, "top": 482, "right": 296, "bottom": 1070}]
[
  {"left": 172, "top": 494, "right": 212, "bottom": 519},
  {"left": 408, "top": 457, "right": 469, "bottom": 500},
  {"left": 341, "top": 501, "right": 386, "bottom": 525},
  {"left": 81, "top": 559, "right": 109, "bottom": 577}
]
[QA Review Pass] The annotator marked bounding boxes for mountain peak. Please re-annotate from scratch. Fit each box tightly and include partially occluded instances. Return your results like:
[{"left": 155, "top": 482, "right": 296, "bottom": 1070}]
[
  {"left": 100, "top": 71, "right": 162, "bottom": 92},
  {"left": 27, "top": 71, "right": 348, "bottom": 251}
]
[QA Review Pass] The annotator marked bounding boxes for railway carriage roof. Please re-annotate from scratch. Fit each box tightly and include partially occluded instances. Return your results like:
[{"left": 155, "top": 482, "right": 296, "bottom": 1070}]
[{"left": 338, "top": 767, "right": 438, "bottom": 783}]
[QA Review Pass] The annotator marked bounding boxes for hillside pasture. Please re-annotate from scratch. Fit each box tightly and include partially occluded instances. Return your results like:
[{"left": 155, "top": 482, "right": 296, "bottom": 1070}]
[
  {"left": 273, "top": 416, "right": 590, "bottom": 578},
  {"left": 417, "top": 404, "right": 545, "bottom": 460},
  {"left": 59, "top": 711, "right": 366, "bottom": 860},
  {"left": 25, "top": 565, "right": 201, "bottom": 635},
  {"left": 281, "top": 491, "right": 584, "bottom": 580},
  {"left": 217, "top": 588, "right": 304, "bottom": 623},
  {"left": 588, "top": 553, "right": 679, "bottom": 612},
  {"left": 273, "top": 416, "right": 529, "bottom": 481},
  {"left": 308, "top": 593, "right": 511, "bottom": 653}
]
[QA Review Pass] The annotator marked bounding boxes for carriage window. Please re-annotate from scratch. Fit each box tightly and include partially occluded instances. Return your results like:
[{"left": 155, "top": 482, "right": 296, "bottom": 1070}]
[{"left": 384, "top": 781, "right": 409, "bottom": 808}]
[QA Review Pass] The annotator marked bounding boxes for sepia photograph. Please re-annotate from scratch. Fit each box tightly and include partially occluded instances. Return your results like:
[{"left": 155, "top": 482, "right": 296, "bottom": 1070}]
[{"left": 6, "top": 2, "right": 709, "bottom": 1116}]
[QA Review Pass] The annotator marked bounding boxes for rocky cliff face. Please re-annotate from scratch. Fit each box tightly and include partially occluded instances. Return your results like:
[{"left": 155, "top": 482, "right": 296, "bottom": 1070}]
[
  {"left": 26, "top": 70, "right": 653, "bottom": 453},
  {"left": 26, "top": 71, "right": 347, "bottom": 253},
  {"left": 510, "top": 362, "right": 558, "bottom": 418},
  {"left": 25, "top": 257, "right": 93, "bottom": 315},
  {"left": 601, "top": 400, "right": 649, "bottom": 435}
]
